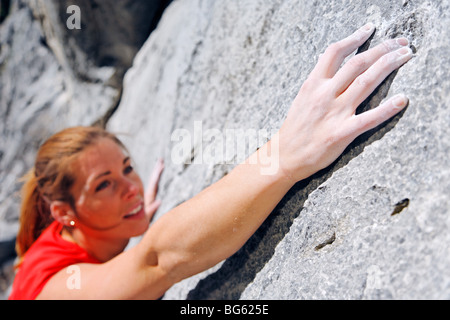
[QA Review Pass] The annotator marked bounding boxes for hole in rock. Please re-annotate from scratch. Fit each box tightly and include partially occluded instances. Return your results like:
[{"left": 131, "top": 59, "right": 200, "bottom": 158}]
[{"left": 391, "top": 198, "right": 410, "bottom": 216}]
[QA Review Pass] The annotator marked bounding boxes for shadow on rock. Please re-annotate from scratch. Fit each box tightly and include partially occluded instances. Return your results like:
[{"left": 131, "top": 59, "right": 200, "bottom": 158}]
[{"left": 186, "top": 39, "right": 408, "bottom": 299}]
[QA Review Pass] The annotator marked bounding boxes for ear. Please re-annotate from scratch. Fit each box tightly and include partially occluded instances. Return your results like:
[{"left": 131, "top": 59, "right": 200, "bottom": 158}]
[{"left": 50, "top": 201, "right": 77, "bottom": 227}]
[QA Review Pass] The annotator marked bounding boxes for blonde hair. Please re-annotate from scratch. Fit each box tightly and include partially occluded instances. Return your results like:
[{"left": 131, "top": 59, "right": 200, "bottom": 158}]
[{"left": 16, "top": 126, "right": 125, "bottom": 262}]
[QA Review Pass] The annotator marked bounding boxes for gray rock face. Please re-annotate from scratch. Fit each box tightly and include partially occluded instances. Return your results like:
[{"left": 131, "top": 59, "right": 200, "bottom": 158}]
[
  {"left": 0, "top": 0, "right": 116, "bottom": 298},
  {"left": 28, "top": 0, "right": 172, "bottom": 90},
  {"left": 0, "top": 0, "right": 116, "bottom": 242},
  {"left": 108, "top": 0, "right": 450, "bottom": 299},
  {"left": 1, "top": 0, "right": 449, "bottom": 300},
  {"left": 0, "top": 0, "right": 170, "bottom": 298},
  {"left": 0, "top": 0, "right": 172, "bottom": 234}
]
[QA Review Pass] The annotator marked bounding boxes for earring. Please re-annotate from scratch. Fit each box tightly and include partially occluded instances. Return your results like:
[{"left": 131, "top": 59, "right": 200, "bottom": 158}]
[{"left": 69, "top": 220, "right": 75, "bottom": 227}]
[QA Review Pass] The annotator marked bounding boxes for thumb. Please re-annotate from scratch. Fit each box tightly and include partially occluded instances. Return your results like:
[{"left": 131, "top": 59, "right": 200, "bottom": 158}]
[{"left": 145, "top": 199, "right": 162, "bottom": 220}]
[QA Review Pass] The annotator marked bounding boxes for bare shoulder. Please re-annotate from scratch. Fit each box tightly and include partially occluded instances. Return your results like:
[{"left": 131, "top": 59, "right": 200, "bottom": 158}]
[{"left": 36, "top": 245, "right": 172, "bottom": 300}]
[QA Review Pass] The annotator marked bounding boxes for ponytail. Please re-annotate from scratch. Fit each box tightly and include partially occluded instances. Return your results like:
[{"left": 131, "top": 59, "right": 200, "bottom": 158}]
[{"left": 15, "top": 169, "right": 53, "bottom": 263}]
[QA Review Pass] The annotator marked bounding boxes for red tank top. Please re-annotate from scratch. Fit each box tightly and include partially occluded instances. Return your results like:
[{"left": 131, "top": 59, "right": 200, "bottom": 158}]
[{"left": 9, "top": 221, "right": 100, "bottom": 300}]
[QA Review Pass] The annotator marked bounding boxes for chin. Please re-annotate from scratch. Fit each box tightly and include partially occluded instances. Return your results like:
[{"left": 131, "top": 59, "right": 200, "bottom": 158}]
[{"left": 128, "top": 219, "right": 151, "bottom": 237}]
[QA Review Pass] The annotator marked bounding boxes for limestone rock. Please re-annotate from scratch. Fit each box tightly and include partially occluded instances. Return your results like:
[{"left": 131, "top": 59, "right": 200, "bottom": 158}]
[
  {"left": 0, "top": 0, "right": 117, "bottom": 245},
  {"left": 0, "top": 0, "right": 171, "bottom": 298},
  {"left": 0, "top": 0, "right": 172, "bottom": 242},
  {"left": 108, "top": 0, "right": 450, "bottom": 299},
  {"left": 1, "top": 0, "right": 449, "bottom": 300},
  {"left": 28, "top": 0, "right": 172, "bottom": 91}
]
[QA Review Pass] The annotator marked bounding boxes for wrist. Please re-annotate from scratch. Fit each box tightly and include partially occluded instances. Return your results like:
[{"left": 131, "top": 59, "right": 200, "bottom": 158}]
[
  {"left": 243, "top": 133, "right": 296, "bottom": 188},
  {"left": 271, "top": 130, "right": 323, "bottom": 184}
]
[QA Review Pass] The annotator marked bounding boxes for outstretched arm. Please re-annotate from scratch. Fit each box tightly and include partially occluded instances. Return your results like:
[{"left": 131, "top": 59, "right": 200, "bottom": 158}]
[
  {"left": 140, "top": 23, "right": 412, "bottom": 286},
  {"left": 37, "top": 24, "right": 412, "bottom": 299}
]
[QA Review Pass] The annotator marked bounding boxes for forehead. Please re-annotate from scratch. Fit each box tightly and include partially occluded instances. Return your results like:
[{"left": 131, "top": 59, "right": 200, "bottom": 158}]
[{"left": 73, "top": 138, "right": 128, "bottom": 180}]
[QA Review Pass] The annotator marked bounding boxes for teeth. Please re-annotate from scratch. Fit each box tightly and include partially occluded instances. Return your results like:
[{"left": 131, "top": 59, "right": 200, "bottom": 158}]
[{"left": 126, "top": 204, "right": 142, "bottom": 217}]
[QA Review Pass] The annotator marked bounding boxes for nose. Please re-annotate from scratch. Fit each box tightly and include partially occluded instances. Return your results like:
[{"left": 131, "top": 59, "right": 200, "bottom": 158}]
[{"left": 121, "top": 177, "right": 139, "bottom": 201}]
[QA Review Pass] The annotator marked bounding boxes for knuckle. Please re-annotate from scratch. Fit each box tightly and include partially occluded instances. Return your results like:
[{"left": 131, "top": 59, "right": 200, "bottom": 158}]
[
  {"left": 379, "top": 54, "right": 392, "bottom": 68},
  {"left": 326, "top": 41, "right": 344, "bottom": 58},
  {"left": 300, "top": 77, "right": 315, "bottom": 92},
  {"left": 323, "top": 131, "right": 338, "bottom": 146},
  {"left": 356, "top": 74, "right": 370, "bottom": 87},
  {"left": 378, "top": 52, "right": 401, "bottom": 71},
  {"left": 381, "top": 39, "right": 397, "bottom": 52},
  {"left": 301, "top": 77, "right": 325, "bottom": 94},
  {"left": 353, "top": 114, "right": 371, "bottom": 131},
  {"left": 324, "top": 129, "right": 347, "bottom": 148},
  {"left": 348, "top": 56, "right": 367, "bottom": 70}
]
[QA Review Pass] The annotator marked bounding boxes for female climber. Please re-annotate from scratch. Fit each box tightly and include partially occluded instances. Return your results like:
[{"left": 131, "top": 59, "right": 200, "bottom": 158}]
[{"left": 9, "top": 23, "right": 412, "bottom": 299}]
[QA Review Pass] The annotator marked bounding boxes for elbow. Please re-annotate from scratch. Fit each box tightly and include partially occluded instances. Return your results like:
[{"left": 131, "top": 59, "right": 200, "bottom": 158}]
[{"left": 156, "top": 251, "right": 195, "bottom": 285}]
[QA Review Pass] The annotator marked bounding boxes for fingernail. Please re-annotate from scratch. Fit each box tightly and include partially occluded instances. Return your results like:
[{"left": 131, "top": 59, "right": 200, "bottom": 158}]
[
  {"left": 392, "top": 94, "right": 408, "bottom": 108},
  {"left": 361, "top": 22, "right": 375, "bottom": 32},
  {"left": 396, "top": 37, "right": 409, "bottom": 47},
  {"left": 396, "top": 46, "right": 413, "bottom": 57}
]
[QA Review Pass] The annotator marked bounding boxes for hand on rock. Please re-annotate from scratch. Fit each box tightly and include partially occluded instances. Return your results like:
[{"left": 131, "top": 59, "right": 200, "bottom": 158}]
[
  {"left": 277, "top": 23, "right": 413, "bottom": 182},
  {"left": 144, "top": 158, "right": 164, "bottom": 221}
]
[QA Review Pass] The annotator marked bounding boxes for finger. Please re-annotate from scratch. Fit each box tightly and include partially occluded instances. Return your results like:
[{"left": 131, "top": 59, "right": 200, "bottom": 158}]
[
  {"left": 350, "top": 94, "right": 409, "bottom": 136},
  {"left": 148, "top": 158, "right": 164, "bottom": 186},
  {"left": 341, "top": 46, "right": 413, "bottom": 108},
  {"left": 311, "top": 23, "right": 375, "bottom": 79},
  {"left": 145, "top": 158, "right": 164, "bottom": 203},
  {"left": 332, "top": 37, "right": 409, "bottom": 96},
  {"left": 145, "top": 199, "right": 162, "bottom": 220}
]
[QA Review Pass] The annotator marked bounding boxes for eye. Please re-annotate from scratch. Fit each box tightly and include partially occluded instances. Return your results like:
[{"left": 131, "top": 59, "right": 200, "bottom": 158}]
[
  {"left": 124, "top": 165, "right": 134, "bottom": 175},
  {"left": 95, "top": 180, "right": 110, "bottom": 192}
]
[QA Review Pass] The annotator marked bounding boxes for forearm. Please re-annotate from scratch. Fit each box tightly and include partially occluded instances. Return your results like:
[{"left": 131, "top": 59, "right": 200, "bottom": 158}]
[
  {"left": 142, "top": 138, "right": 295, "bottom": 282},
  {"left": 138, "top": 23, "right": 412, "bottom": 287}
]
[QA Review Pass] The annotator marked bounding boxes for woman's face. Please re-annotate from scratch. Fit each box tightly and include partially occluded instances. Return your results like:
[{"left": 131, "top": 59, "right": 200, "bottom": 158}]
[{"left": 68, "top": 137, "right": 149, "bottom": 240}]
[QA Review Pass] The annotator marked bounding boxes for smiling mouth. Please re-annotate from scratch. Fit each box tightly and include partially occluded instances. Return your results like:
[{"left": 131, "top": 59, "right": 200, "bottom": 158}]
[{"left": 124, "top": 203, "right": 144, "bottom": 219}]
